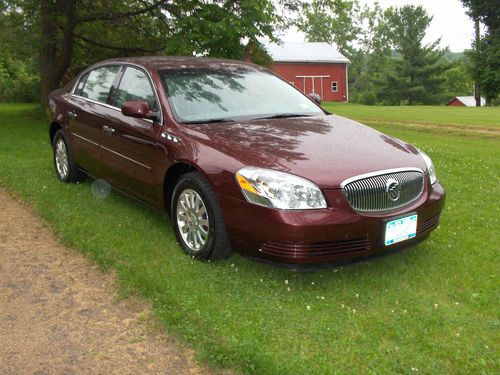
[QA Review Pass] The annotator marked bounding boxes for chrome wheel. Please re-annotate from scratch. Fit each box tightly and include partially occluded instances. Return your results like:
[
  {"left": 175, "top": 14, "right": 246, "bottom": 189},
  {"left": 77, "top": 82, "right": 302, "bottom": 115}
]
[
  {"left": 55, "top": 138, "right": 69, "bottom": 180},
  {"left": 176, "top": 188, "right": 210, "bottom": 252}
]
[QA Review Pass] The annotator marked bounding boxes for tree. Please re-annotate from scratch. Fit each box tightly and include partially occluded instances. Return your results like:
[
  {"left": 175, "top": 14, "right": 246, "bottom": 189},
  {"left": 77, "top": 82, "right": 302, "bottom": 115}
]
[
  {"left": 38, "top": 0, "right": 176, "bottom": 107},
  {"left": 380, "top": 5, "right": 449, "bottom": 105},
  {"left": 442, "top": 59, "right": 474, "bottom": 99},
  {"left": 461, "top": 0, "right": 500, "bottom": 104},
  {"left": 2, "top": 0, "right": 293, "bottom": 107},
  {"left": 348, "top": 2, "right": 392, "bottom": 104},
  {"left": 0, "top": 4, "right": 40, "bottom": 102},
  {"left": 296, "top": 0, "right": 360, "bottom": 58}
]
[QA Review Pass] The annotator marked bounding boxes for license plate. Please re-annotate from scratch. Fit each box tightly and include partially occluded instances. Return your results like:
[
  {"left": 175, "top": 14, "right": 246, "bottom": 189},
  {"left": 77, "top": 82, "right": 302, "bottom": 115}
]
[{"left": 384, "top": 214, "right": 418, "bottom": 246}]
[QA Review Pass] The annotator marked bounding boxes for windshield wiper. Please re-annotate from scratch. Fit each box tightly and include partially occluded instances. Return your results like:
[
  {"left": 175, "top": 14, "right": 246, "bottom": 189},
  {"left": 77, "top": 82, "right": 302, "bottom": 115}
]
[
  {"left": 182, "top": 118, "right": 235, "bottom": 124},
  {"left": 252, "top": 113, "right": 315, "bottom": 120}
]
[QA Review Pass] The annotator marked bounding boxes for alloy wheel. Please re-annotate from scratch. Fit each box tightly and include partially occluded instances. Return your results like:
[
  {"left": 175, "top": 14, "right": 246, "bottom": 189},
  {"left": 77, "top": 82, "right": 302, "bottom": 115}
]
[
  {"left": 55, "top": 138, "right": 69, "bottom": 180},
  {"left": 176, "top": 188, "right": 210, "bottom": 251}
]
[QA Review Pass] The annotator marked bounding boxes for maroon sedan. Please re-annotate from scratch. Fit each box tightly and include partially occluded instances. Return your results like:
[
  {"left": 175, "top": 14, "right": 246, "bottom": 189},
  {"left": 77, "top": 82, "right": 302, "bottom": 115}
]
[{"left": 48, "top": 57, "right": 445, "bottom": 265}]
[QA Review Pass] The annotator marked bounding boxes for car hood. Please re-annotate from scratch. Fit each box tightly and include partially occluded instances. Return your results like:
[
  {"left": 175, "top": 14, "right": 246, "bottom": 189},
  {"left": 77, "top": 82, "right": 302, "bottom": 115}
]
[{"left": 182, "top": 114, "right": 427, "bottom": 189}]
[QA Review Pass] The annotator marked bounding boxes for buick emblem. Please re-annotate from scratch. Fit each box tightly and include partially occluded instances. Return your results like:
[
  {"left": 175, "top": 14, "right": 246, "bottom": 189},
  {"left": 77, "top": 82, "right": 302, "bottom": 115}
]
[{"left": 386, "top": 178, "right": 400, "bottom": 201}]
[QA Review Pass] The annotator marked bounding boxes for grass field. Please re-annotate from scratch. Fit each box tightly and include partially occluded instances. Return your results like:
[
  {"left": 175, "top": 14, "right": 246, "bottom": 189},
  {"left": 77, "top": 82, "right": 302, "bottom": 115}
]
[
  {"left": 0, "top": 103, "right": 498, "bottom": 374},
  {"left": 323, "top": 102, "right": 500, "bottom": 131}
]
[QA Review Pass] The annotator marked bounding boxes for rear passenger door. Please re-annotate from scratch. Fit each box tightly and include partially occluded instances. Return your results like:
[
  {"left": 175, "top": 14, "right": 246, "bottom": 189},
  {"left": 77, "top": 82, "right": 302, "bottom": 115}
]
[
  {"left": 99, "top": 66, "right": 168, "bottom": 206},
  {"left": 66, "top": 65, "right": 121, "bottom": 176}
]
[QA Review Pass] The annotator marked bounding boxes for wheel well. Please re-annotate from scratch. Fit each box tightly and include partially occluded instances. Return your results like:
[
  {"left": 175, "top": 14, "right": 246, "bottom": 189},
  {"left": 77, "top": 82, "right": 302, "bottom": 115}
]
[
  {"left": 49, "top": 122, "right": 62, "bottom": 145},
  {"left": 163, "top": 163, "right": 196, "bottom": 215}
]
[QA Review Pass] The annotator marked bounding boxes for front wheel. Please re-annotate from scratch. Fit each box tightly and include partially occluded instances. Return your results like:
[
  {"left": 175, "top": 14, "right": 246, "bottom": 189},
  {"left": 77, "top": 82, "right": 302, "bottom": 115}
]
[{"left": 171, "top": 172, "right": 232, "bottom": 260}]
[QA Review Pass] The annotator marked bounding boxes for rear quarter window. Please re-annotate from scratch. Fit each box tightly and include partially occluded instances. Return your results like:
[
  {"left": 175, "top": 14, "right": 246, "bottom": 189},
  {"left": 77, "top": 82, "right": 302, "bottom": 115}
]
[{"left": 73, "top": 72, "right": 90, "bottom": 96}]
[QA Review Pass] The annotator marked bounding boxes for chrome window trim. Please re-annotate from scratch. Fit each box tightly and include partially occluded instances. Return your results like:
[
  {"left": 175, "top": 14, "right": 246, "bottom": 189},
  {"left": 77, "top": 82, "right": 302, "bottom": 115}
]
[
  {"left": 71, "top": 61, "right": 163, "bottom": 125},
  {"left": 72, "top": 94, "right": 121, "bottom": 112},
  {"left": 71, "top": 94, "right": 154, "bottom": 124},
  {"left": 340, "top": 167, "right": 424, "bottom": 189}
]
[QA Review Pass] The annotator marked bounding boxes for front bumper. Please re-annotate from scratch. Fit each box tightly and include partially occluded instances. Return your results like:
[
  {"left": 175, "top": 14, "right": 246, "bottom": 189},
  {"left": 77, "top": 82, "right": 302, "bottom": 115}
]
[{"left": 220, "top": 181, "right": 445, "bottom": 264}]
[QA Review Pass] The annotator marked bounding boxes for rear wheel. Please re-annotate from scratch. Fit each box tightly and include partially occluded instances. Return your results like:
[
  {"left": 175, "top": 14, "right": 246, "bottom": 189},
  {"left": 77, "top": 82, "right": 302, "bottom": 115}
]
[
  {"left": 171, "top": 172, "right": 232, "bottom": 260},
  {"left": 53, "top": 130, "right": 86, "bottom": 183}
]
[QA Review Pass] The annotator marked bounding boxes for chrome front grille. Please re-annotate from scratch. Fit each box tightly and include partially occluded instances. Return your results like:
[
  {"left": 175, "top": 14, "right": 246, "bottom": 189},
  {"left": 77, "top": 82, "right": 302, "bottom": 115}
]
[{"left": 341, "top": 168, "right": 424, "bottom": 213}]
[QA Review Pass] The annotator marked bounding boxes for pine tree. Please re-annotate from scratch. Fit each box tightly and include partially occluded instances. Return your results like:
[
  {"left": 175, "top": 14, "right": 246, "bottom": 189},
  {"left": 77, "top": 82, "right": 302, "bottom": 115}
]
[{"left": 380, "top": 5, "right": 449, "bottom": 105}]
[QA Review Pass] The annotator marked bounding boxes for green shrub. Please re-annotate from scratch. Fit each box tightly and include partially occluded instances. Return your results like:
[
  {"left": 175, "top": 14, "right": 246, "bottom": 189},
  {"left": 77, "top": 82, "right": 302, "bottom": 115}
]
[{"left": 0, "top": 57, "right": 40, "bottom": 103}]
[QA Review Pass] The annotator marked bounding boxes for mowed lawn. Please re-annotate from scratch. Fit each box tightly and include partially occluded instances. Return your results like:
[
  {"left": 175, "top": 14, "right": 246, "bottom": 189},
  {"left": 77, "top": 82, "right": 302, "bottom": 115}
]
[
  {"left": 323, "top": 102, "right": 500, "bottom": 130},
  {"left": 0, "top": 103, "right": 498, "bottom": 374}
]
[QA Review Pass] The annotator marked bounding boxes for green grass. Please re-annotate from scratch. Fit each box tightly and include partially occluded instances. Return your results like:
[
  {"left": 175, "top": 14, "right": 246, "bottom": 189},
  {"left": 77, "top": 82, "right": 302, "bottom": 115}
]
[
  {"left": 0, "top": 103, "right": 499, "bottom": 374},
  {"left": 323, "top": 102, "right": 500, "bottom": 130}
]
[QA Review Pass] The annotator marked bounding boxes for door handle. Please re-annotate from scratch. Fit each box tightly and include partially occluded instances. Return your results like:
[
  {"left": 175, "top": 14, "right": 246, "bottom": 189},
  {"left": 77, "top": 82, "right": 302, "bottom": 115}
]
[
  {"left": 102, "top": 125, "right": 115, "bottom": 134},
  {"left": 68, "top": 111, "right": 77, "bottom": 120}
]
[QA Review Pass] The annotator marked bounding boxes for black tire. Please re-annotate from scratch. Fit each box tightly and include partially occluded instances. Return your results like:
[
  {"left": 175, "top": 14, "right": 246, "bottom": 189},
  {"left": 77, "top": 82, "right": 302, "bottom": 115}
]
[
  {"left": 52, "top": 130, "right": 86, "bottom": 183},
  {"left": 171, "top": 172, "right": 232, "bottom": 260}
]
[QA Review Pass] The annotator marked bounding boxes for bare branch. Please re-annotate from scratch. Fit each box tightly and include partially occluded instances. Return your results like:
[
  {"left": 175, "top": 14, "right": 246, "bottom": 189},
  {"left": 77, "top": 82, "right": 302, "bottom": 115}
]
[
  {"left": 77, "top": 0, "right": 167, "bottom": 24},
  {"left": 73, "top": 33, "right": 163, "bottom": 54}
]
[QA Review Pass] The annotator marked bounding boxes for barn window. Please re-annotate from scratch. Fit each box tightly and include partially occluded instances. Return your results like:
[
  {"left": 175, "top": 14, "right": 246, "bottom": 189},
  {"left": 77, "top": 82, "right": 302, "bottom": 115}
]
[{"left": 331, "top": 81, "right": 338, "bottom": 92}]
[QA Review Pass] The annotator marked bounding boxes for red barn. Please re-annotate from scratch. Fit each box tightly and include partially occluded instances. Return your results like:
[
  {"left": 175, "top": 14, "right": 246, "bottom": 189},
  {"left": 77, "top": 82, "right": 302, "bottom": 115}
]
[{"left": 262, "top": 40, "right": 350, "bottom": 102}]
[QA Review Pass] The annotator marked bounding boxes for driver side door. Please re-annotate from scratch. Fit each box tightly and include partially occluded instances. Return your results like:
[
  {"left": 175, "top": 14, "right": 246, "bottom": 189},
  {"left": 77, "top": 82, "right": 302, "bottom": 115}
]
[{"left": 99, "top": 66, "right": 168, "bottom": 206}]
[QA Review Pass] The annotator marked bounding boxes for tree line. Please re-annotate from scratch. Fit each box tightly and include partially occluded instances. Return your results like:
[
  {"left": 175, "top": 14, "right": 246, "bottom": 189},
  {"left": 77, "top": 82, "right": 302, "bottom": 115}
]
[
  {"left": 297, "top": 0, "right": 498, "bottom": 105},
  {"left": 0, "top": 0, "right": 497, "bottom": 106}
]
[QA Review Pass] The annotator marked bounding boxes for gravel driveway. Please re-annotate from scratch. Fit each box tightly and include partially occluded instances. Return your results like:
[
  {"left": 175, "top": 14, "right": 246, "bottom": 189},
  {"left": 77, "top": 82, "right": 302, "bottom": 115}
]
[{"left": 0, "top": 188, "right": 216, "bottom": 374}]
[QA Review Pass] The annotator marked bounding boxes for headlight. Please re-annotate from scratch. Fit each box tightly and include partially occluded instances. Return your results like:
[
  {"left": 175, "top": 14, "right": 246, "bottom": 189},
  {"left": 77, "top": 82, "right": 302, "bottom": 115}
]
[
  {"left": 236, "top": 167, "right": 327, "bottom": 209},
  {"left": 419, "top": 151, "right": 437, "bottom": 185}
]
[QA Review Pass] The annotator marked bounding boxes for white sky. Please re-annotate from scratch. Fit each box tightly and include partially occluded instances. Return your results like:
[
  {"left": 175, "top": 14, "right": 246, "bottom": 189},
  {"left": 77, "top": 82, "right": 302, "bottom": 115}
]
[{"left": 283, "top": 0, "right": 478, "bottom": 52}]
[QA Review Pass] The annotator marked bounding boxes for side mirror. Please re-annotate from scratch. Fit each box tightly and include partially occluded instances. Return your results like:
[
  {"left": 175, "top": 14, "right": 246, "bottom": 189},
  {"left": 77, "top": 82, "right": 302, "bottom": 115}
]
[
  {"left": 121, "top": 100, "right": 159, "bottom": 122},
  {"left": 308, "top": 92, "right": 322, "bottom": 105}
]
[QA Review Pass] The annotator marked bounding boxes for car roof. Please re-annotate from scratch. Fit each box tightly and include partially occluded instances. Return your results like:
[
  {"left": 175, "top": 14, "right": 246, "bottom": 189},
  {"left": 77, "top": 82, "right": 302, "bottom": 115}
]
[{"left": 95, "top": 56, "right": 265, "bottom": 72}]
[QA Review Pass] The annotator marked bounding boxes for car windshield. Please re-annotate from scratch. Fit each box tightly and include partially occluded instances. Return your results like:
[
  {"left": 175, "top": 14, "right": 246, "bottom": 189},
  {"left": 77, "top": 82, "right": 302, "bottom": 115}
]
[{"left": 160, "top": 67, "right": 324, "bottom": 123}]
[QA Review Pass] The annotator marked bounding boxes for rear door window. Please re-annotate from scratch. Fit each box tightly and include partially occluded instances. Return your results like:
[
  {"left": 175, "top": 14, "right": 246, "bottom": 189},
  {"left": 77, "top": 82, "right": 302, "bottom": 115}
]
[
  {"left": 112, "top": 67, "right": 158, "bottom": 110},
  {"left": 79, "top": 66, "right": 121, "bottom": 104}
]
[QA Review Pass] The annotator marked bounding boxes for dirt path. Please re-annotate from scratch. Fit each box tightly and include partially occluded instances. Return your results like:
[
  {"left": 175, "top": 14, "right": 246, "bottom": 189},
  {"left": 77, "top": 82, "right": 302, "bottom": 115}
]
[{"left": 0, "top": 189, "right": 218, "bottom": 375}]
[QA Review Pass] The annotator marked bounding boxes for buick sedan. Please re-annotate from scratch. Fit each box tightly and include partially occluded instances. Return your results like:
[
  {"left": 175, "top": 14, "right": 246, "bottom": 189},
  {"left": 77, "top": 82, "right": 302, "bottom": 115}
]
[{"left": 48, "top": 57, "right": 445, "bottom": 265}]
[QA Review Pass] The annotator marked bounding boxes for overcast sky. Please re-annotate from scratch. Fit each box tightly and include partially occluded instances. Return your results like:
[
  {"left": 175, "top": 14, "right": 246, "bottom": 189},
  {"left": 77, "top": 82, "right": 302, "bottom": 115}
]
[{"left": 283, "top": 0, "right": 477, "bottom": 52}]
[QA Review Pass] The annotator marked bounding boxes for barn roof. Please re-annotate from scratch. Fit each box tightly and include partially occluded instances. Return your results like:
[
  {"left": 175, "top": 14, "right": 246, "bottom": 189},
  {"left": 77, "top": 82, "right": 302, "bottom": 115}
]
[
  {"left": 449, "top": 96, "right": 486, "bottom": 106},
  {"left": 261, "top": 40, "right": 350, "bottom": 64}
]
